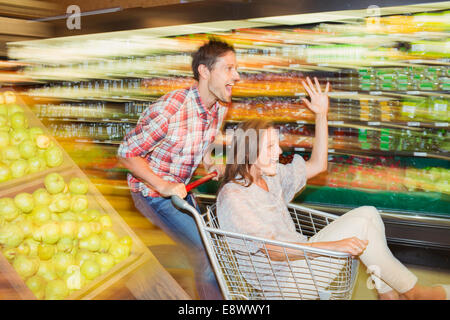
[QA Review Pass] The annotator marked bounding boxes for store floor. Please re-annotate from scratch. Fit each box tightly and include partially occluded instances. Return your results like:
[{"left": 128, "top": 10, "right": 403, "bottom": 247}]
[{"left": 109, "top": 193, "right": 450, "bottom": 300}]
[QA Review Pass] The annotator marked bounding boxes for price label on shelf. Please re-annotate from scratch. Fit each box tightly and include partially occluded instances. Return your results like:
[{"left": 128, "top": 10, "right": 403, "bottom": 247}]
[
  {"left": 294, "top": 148, "right": 305, "bottom": 152},
  {"left": 368, "top": 122, "right": 381, "bottom": 126},
  {"left": 328, "top": 149, "right": 335, "bottom": 153},
  {"left": 328, "top": 121, "right": 344, "bottom": 125},
  {"left": 435, "top": 122, "right": 448, "bottom": 127},
  {"left": 407, "top": 122, "right": 421, "bottom": 127},
  {"left": 413, "top": 152, "right": 427, "bottom": 157}
]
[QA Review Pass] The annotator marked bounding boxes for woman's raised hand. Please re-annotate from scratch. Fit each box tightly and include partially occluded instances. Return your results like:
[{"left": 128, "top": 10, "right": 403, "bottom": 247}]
[{"left": 301, "top": 77, "right": 330, "bottom": 116}]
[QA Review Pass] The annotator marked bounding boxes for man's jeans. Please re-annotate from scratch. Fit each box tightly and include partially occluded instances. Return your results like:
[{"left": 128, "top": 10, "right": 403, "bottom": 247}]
[{"left": 131, "top": 191, "right": 223, "bottom": 300}]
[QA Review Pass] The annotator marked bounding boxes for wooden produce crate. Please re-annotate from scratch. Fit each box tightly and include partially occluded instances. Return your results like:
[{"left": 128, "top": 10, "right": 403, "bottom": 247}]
[
  {"left": 0, "top": 166, "right": 151, "bottom": 300},
  {"left": 0, "top": 92, "right": 74, "bottom": 192}
]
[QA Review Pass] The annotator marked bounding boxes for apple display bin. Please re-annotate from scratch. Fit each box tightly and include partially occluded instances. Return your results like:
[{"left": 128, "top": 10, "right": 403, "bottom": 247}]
[
  {"left": 0, "top": 99, "right": 74, "bottom": 193},
  {"left": 0, "top": 166, "right": 152, "bottom": 300}
]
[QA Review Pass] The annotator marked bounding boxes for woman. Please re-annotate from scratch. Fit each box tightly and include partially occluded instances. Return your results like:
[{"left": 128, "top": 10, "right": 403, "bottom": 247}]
[{"left": 216, "top": 77, "right": 449, "bottom": 300}]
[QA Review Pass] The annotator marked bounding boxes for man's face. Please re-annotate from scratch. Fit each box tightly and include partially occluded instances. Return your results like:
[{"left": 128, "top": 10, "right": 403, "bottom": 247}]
[{"left": 206, "top": 51, "right": 240, "bottom": 103}]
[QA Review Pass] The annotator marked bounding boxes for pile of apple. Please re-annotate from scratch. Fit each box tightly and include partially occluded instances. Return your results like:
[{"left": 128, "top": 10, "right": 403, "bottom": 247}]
[
  {"left": 0, "top": 102, "right": 64, "bottom": 183},
  {"left": 0, "top": 172, "right": 132, "bottom": 300}
]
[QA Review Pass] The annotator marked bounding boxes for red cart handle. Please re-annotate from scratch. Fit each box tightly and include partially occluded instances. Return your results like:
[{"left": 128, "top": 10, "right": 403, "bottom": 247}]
[{"left": 185, "top": 171, "right": 217, "bottom": 192}]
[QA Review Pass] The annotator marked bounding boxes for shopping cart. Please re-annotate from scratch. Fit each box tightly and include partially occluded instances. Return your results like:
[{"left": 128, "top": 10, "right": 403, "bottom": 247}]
[{"left": 172, "top": 173, "right": 359, "bottom": 300}]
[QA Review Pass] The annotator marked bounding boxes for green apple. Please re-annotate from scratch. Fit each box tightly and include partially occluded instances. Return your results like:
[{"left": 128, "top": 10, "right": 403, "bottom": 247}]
[
  {"left": 80, "top": 260, "right": 100, "bottom": 280},
  {"left": 86, "top": 208, "right": 100, "bottom": 221},
  {"left": 96, "top": 253, "right": 115, "bottom": 274},
  {"left": 2, "top": 145, "right": 20, "bottom": 161},
  {"left": 57, "top": 237, "right": 75, "bottom": 253},
  {"left": 26, "top": 275, "right": 46, "bottom": 299},
  {"left": 9, "top": 112, "right": 28, "bottom": 130},
  {"left": 109, "top": 242, "right": 130, "bottom": 263},
  {"left": 52, "top": 252, "right": 75, "bottom": 278},
  {"left": 89, "top": 222, "right": 102, "bottom": 234},
  {"left": 33, "top": 188, "right": 51, "bottom": 206},
  {"left": 0, "top": 224, "right": 24, "bottom": 248},
  {"left": 31, "top": 205, "right": 51, "bottom": 225},
  {"left": 68, "top": 177, "right": 89, "bottom": 195},
  {"left": 59, "top": 211, "right": 77, "bottom": 222},
  {"left": 70, "top": 195, "right": 88, "bottom": 213},
  {"left": 45, "top": 279, "right": 69, "bottom": 300},
  {"left": 0, "top": 114, "right": 8, "bottom": 128},
  {"left": 36, "top": 135, "right": 51, "bottom": 149},
  {"left": 9, "top": 128, "right": 29, "bottom": 146},
  {"left": 0, "top": 197, "right": 20, "bottom": 221},
  {"left": 99, "top": 215, "right": 113, "bottom": 228},
  {"left": 49, "top": 194, "right": 71, "bottom": 213},
  {"left": 19, "top": 140, "right": 37, "bottom": 159},
  {"left": 14, "top": 192, "right": 35, "bottom": 213},
  {"left": 44, "top": 172, "right": 65, "bottom": 194},
  {"left": 60, "top": 221, "right": 78, "bottom": 239},
  {"left": 44, "top": 146, "right": 63, "bottom": 168},
  {"left": 76, "top": 222, "right": 92, "bottom": 239},
  {"left": 10, "top": 159, "right": 29, "bottom": 178},
  {"left": 79, "top": 234, "right": 101, "bottom": 252},
  {"left": 38, "top": 244, "right": 56, "bottom": 260},
  {"left": 119, "top": 236, "right": 133, "bottom": 249},
  {"left": 97, "top": 253, "right": 115, "bottom": 272},
  {"left": 0, "top": 104, "right": 7, "bottom": 116},
  {"left": 37, "top": 260, "right": 57, "bottom": 281},
  {"left": 100, "top": 229, "right": 118, "bottom": 243},
  {"left": 75, "top": 249, "right": 96, "bottom": 267},
  {"left": 15, "top": 219, "right": 33, "bottom": 238},
  {"left": 0, "top": 131, "right": 9, "bottom": 148},
  {"left": 0, "top": 163, "right": 11, "bottom": 182},
  {"left": 63, "top": 265, "right": 86, "bottom": 290},
  {"left": 13, "top": 255, "right": 39, "bottom": 279},
  {"left": 28, "top": 156, "right": 47, "bottom": 173},
  {"left": 7, "top": 104, "right": 24, "bottom": 117},
  {"left": 28, "top": 127, "right": 44, "bottom": 141},
  {"left": 40, "top": 222, "right": 61, "bottom": 244}
]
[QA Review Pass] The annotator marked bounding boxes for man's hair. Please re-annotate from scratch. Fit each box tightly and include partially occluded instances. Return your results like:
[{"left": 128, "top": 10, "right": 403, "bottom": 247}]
[{"left": 191, "top": 38, "right": 235, "bottom": 81}]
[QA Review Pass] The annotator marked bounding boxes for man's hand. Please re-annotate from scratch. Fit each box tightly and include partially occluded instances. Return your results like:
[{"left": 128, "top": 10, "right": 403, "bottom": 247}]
[{"left": 156, "top": 180, "right": 187, "bottom": 198}]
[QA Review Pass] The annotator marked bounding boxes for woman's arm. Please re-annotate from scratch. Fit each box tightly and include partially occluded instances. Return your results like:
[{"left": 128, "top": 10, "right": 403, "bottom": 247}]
[
  {"left": 262, "top": 237, "right": 368, "bottom": 261},
  {"left": 301, "top": 77, "right": 330, "bottom": 180}
]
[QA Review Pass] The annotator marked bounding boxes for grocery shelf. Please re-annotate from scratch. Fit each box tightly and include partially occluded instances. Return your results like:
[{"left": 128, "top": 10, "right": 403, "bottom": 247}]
[
  {"left": 54, "top": 137, "right": 450, "bottom": 161},
  {"left": 292, "top": 147, "right": 450, "bottom": 161},
  {"left": 40, "top": 116, "right": 138, "bottom": 125}
]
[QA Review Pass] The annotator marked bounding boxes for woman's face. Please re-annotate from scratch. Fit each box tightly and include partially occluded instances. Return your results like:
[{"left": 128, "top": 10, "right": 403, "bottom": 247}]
[{"left": 254, "top": 127, "right": 282, "bottom": 176}]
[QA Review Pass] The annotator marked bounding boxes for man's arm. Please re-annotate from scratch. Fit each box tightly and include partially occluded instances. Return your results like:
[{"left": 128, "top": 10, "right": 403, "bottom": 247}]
[
  {"left": 117, "top": 99, "right": 187, "bottom": 198},
  {"left": 119, "top": 157, "right": 187, "bottom": 198}
]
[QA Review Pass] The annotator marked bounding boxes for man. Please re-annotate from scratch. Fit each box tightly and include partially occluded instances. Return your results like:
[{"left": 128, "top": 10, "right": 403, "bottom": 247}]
[{"left": 118, "top": 39, "right": 240, "bottom": 299}]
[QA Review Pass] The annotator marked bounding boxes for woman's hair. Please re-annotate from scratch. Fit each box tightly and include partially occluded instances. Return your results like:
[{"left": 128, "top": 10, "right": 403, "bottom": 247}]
[
  {"left": 217, "top": 119, "right": 275, "bottom": 194},
  {"left": 191, "top": 38, "right": 235, "bottom": 81}
]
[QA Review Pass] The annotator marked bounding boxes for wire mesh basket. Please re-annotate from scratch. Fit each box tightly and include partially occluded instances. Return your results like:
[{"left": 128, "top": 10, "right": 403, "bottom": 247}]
[{"left": 174, "top": 194, "right": 359, "bottom": 300}]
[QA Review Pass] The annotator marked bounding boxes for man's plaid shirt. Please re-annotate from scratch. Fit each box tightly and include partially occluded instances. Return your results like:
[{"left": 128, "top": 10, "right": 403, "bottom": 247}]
[{"left": 118, "top": 86, "right": 227, "bottom": 197}]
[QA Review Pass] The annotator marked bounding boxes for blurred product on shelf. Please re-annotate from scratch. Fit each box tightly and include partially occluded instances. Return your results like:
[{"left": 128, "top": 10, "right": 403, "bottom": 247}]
[{"left": 7, "top": 8, "right": 449, "bottom": 218}]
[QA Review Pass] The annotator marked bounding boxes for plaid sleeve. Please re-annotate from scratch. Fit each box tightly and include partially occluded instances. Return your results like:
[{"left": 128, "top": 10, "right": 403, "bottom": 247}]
[
  {"left": 118, "top": 102, "right": 169, "bottom": 158},
  {"left": 118, "top": 90, "right": 187, "bottom": 158}
]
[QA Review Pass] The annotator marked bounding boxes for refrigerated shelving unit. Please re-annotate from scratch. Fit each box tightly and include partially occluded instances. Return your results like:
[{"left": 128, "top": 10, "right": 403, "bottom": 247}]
[{"left": 7, "top": 0, "right": 450, "bottom": 269}]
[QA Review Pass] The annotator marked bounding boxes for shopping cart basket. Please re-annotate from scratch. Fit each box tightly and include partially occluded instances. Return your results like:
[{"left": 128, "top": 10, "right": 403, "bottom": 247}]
[{"left": 172, "top": 174, "right": 359, "bottom": 300}]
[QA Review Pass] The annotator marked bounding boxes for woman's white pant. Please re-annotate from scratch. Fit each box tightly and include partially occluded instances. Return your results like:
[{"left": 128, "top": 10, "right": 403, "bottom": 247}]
[{"left": 239, "top": 206, "right": 418, "bottom": 299}]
